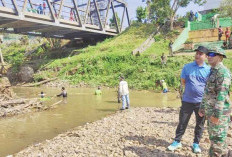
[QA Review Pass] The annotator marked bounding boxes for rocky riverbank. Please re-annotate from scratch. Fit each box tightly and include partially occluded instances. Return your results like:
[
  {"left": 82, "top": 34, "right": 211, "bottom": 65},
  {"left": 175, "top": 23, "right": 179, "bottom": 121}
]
[
  {"left": 43, "top": 79, "right": 103, "bottom": 88},
  {"left": 16, "top": 107, "right": 232, "bottom": 157}
]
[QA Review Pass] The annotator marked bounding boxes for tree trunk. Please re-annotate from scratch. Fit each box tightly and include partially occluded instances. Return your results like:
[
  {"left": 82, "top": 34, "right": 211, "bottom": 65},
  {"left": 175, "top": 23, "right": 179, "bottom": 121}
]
[
  {"left": 0, "top": 48, "right": 4, "bottom": 64},
  {"left": 170, "top": 0, "right": 178, "bottom": 31},
  {"left": 21, "top": 77, "right": 58, "bottom": 87},
  {"left": 170, "top": 15, "right": 174, "bottom": 30}
]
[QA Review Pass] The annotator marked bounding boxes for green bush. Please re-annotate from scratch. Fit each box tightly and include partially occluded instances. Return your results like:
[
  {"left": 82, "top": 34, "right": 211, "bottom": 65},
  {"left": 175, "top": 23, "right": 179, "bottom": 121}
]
[
  {"left": 3, "top": 43, "right": 26, "bottom": 69},
  {"left": 154, "top": 35, "right": 162, "bottom": 42},
  {"left": 34, "top": 47, "right": 45, "bottom": 57}
]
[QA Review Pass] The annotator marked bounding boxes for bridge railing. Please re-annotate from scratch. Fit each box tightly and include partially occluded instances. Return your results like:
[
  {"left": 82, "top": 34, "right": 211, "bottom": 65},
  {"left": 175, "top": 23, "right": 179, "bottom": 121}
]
[{"left": 0, "top": 0, "right": 130, "bottom": 34}]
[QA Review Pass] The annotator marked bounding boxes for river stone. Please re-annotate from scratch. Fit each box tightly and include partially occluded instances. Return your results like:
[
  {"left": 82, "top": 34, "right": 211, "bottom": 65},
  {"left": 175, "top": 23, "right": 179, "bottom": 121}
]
[
  {"left": 15, "top": 107, "right": 232, "bottom": 157},
  {"left": 0, "top": 77, "right": 11, "bottom": 87},
  {"left": 18, "top": 65, "right": 34, "bottom": 82},
  {"left": 6, "top": 68, "right": 18, "bottom": 84}
]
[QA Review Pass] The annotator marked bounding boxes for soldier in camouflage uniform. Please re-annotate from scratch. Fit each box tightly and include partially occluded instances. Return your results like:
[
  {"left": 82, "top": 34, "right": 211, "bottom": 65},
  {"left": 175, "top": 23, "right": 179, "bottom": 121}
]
[{"left": 199, "top": 47, "right": 231, "bottom": 157}]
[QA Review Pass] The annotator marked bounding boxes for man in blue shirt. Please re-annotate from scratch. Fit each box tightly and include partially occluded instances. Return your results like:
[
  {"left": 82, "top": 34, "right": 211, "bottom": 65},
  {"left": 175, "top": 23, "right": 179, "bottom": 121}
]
[{"left": 168, "top": 46, "right": 210, "bottom": 153}]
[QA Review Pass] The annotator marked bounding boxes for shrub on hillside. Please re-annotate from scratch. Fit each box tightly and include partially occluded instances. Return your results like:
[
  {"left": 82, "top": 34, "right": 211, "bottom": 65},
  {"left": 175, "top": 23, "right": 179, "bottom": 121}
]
[{"left": 154, "top": 35, "right": 162, "bottom": 42}]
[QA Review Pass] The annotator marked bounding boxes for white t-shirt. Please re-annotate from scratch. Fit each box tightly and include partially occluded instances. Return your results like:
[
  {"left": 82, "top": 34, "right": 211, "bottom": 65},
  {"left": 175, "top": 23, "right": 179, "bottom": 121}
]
[{"left": 119, "top": 80, "right": 129, "bottom": 95}]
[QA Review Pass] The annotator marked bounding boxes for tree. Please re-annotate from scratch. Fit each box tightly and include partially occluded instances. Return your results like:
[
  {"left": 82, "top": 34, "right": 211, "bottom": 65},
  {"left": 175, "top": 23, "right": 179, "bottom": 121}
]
[
  {"left": 149, "top": 0, "right": 171, "bottom": 25},
  {"left": 149, "top": 0, "right": 206, "bottom": 30},
  {"left": 220, "top": 0, "right": 232, "bottom": 18},
  {"left": 109, "top": 12, "right": 121, "bottom": 30},
  {"left": 136, "top": 6, "right": 147, "bottom": 22}
]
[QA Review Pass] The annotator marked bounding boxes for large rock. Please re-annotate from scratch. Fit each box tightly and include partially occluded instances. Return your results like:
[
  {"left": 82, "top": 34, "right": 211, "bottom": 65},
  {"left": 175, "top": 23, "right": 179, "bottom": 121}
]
[
  {"left": 6, "top": 68, "right": 18, "bottom": 84},
  {"left": 18, "top": 66, "right": 34, "bottom": 82}
]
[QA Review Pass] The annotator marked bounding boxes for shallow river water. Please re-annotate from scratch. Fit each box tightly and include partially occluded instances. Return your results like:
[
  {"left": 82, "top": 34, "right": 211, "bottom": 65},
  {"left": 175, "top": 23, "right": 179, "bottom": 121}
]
[{"left": 0, "top": 87, "right": 181, "bottom": 156}]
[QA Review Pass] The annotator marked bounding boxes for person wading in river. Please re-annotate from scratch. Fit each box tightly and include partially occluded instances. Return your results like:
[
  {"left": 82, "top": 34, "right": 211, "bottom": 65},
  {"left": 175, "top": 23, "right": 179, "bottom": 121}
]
[
  {"left": 161, "top": 80, "right": 168, "bottom": 93},
  {"left": 57, "top": 87, "right": 67, "bottom": 98},
  {"left": 57, "top": 87, "right": 67, "bottom": 103},
  {"left": 119, "top": 76, "right": 130, "bottom": 110},
  {"left": 167, "top": 46, "right": 210, "bottom": 153},
  {"left": 40, "top": 91, "right": 45, "bottom": 98},
  {"left": 95, "top": 86, "right": 102, "bottom": 95}
]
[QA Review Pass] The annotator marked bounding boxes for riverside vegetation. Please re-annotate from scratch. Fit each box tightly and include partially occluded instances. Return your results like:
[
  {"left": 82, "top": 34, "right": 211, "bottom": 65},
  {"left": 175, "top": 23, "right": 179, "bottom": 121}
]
[
  {"left": 32, "top": 23, "right": 191, "bottom": 90},
  {"left": 1, "top": 24, "right": 232, "bottom": 90}
]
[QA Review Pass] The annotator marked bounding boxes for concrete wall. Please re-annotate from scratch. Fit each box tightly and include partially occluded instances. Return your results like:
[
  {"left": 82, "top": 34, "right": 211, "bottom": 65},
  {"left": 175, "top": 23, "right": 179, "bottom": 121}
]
[{"left": 189, "top": 27, "right": 227, "bottom": 43}]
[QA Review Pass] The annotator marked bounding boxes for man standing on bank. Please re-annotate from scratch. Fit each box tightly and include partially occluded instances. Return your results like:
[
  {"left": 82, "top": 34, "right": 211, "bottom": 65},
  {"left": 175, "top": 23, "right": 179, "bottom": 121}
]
[
  {"left": 168, "top": 46, "right": 210, "bottom": 153},
  {"left": 199, "top": 47, "right": 231, "bottom": 157}
]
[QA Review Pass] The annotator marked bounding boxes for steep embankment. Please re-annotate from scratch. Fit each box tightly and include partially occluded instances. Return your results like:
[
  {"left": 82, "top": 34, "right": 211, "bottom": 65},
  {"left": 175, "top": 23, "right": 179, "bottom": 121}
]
[
  {"left": 20, "top": 24, "right": 232, "bottom": 90},
  {"left": 31, "top": 24, "right": 188, "bottom": 90}
]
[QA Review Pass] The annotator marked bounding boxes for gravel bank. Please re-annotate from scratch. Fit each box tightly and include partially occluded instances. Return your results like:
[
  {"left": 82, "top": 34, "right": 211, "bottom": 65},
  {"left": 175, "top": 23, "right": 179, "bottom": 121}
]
[{"left": 16, "top": 107, "right": 232, "bottom": 157}]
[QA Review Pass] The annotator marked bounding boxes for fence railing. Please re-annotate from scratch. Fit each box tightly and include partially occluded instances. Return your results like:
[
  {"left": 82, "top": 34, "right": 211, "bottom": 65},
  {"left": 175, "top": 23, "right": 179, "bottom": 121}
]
[{"left": 189, "top": 17, "right": 232, "bottom": 31}]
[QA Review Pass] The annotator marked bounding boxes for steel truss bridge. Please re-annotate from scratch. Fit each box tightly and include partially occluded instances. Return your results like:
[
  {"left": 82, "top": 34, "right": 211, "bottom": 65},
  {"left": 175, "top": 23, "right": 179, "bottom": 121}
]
[{"left": 0, "top": 0, "right": 130, "bottom": 39}]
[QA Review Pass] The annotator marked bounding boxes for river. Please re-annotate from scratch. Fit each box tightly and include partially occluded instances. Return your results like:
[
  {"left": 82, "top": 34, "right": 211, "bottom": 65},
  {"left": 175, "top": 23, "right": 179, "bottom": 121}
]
[{"left": 0, "top": 87, "right": 181, "bottom": 156}]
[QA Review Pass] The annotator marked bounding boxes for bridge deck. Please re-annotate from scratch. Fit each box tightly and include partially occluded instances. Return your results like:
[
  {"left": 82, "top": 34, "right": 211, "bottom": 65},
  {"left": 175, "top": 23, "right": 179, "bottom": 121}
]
[{"left": 0, "top": 0, "right": 130, "bottom": 39}]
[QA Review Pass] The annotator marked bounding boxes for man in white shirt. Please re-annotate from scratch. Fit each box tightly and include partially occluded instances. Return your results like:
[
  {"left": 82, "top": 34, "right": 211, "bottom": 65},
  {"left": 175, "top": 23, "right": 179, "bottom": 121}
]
[{"left": 119, "top": 76, "right": 130, "bottom": 110}]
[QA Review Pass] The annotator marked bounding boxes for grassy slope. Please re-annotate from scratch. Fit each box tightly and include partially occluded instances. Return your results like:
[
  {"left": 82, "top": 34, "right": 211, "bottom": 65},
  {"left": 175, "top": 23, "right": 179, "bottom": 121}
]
[{"left": 33, "top": 24, "right": 232, "bottom": 90}]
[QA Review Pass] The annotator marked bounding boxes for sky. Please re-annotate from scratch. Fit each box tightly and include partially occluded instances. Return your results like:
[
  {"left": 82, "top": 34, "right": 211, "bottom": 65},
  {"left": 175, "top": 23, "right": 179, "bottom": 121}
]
[{"left": 125, "top": 0, "right": 222, "bottom": 20}]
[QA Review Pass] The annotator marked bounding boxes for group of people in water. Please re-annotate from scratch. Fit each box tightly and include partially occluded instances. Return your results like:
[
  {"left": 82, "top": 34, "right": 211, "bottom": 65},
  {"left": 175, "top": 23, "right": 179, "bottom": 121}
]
[
  {"left": 38, "top": 76, "right": 131, "bottom": 110},
  {"left": 39, "top": 87, "right": 67, "bottom": 99},
  {"left": 97, "top": 76, "right": 131, "bottom": 110}
]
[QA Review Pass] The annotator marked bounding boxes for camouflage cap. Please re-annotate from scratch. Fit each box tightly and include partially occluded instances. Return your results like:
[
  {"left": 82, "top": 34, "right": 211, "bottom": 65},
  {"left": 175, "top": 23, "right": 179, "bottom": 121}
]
[{"left": 208, "top": 46, "right": 226, "bottom": 58}]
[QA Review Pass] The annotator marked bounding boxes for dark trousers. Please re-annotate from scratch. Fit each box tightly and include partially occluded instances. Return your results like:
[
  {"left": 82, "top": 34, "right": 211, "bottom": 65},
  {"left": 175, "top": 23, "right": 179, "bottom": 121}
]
[
  {"left": 219, "top": 34, "right": 222, "bottom": 41},
  {"left": 174, "top": 101, "right": 205, "bottom": 144}
]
